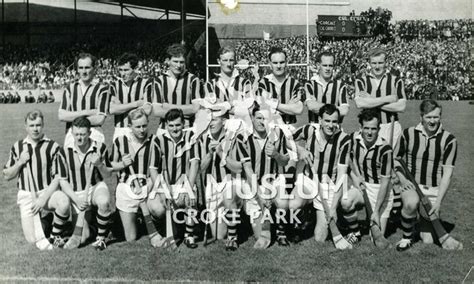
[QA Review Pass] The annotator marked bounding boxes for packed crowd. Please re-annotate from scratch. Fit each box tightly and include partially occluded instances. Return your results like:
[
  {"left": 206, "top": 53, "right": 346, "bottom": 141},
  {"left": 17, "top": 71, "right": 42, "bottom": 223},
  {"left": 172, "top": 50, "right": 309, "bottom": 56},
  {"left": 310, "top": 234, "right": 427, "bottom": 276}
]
[
  {"left": 0, "top": 33, "right": 205, "bottom": 92},
  {"left": 395, "top": 19, "right": 472, "bottom": 40},
  {"left": 234, "top": 29, "right": 471, "bottom": 100}
]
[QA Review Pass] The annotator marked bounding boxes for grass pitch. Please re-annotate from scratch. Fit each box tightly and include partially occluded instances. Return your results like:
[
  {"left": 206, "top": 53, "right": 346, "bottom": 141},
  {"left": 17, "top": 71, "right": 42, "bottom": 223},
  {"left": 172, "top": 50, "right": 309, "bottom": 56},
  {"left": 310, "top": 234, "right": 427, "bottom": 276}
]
[{"left": 0, "top": 101, "right": 473, "bottom": 282}]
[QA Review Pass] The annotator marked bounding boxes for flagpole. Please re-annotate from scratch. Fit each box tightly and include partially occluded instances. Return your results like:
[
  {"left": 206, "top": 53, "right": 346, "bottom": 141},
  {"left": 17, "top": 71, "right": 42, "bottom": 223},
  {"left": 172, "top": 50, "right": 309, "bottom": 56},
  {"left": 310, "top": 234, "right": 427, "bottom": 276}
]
[
  {"left": 306, "top": 0, "right": 310, "bottom": 80},
  {"left": 206, "top": 0, "right": 209, "bottom": 81}
]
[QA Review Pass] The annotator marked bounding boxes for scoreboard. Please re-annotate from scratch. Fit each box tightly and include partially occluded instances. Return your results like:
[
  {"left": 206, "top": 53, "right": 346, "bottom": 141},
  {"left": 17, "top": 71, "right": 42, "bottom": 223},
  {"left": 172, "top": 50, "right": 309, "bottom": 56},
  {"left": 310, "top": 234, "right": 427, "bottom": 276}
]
[{"left": 317, "top": 15, "right": 367, "bottom": 37}]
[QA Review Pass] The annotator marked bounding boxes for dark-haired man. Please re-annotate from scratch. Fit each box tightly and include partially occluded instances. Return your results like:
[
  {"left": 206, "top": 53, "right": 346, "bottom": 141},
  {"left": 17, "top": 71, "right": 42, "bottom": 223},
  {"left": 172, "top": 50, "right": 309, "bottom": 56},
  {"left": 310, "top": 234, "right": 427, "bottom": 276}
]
[
  {"left": 109, "top": 53, "right": 153, "bottom": 140},
  {"left": 58, "top": 53, "right": 109, "bottom": 147}
]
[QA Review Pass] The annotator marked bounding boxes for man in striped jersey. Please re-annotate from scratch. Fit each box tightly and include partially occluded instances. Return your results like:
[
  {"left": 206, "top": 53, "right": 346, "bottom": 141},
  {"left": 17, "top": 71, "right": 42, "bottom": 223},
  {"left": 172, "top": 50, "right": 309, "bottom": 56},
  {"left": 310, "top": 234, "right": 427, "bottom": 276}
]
[
  {"left": 355, "top": 48, "right": 406, "bottom": 218},
  {"left": 393, "top": 99, "right": 459, "bottom": 251},
  {"left": 199, "top": 107, "right": 250, "bottom": 250},
  {"left": 58, "top": 53, "right": 109, "bottom": 147},
  {"left": 354, "top": 48, "right": 406, "bottom": 147},
  {"left": 341, "top": 109, "right": 393, "bottom": 243},
  {"left": 109, "top": 53, "right": 153, "bottom": 140},
  {"left": 3, "top": 110, "right": 70, "bottom": 248},
  {"left": 154, "top": 109, "right": 201, "bottom": 249},
  {"left": 291, "top": 104, "right": 351, "bottom": 243},
  {"left": 257, "top": 47, "right": 304, "bottom": 126},
  {"left": 110, "top": 109, "right": 162, "bottom": 243},
  {"left": 305, "top": 51, "right": 349, "bottom": 124},
  {"left": 59, "top": 117, "right": 113, "bottom": 251},
  {"left": 204, "top": 46, "right": 254, "bottom": 104},
  {"left": 152, "top": 44, "right": 201, "bottom": 127},
  {"left": 239, "top": 104, "right": 293, "bottom": 247}
]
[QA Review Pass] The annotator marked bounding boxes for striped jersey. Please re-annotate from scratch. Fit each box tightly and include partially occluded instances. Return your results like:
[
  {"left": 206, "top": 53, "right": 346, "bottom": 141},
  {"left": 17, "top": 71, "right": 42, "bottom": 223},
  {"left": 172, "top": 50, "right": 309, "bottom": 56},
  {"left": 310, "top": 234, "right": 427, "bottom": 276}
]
[
  {"left": 110, "top": 134, "right": 160, "bottom": 182},
  {"left": 199, "top": 130, "right": 248, "bottom": 183},
  {"left": 355, "top": 72, "right": 405, "bottom": 124},
  {"left": 154, "top": 129, "right": 200, "bottom": 185},
  {"left": 395, "top": 124, "right": 457, "bottom": 187},
  {"left": 350, "top": 132, "right": 393, "bottom": 184},
  {"left": 59, "top": 80, "right": 109, "bottom": 132},
  {"left": 204, "top": 73, "right": 252, "bottom": 103},
  {"left": 4, "top": 136, "right": 67, "bottom": 192},
  {"left": 293, "top": 124, "right": 351, "bottom": 181},
  {"left": 238, "top": 128, "right": 288, "bottom": 184},
  {"left": 63, "top": 139, "right": 112, "bottom": 192},
  {"left": 258, "top": 74, "right": 302, "bottom": 125},
  {"left": 109, "top": 77, "right": 153, "bottom": 127},
  {"left": 153, "top": 71, "right": 202, "bottom": 126},
  {"left": 304, "top": 76, "right": 348, "bottom": 123}
]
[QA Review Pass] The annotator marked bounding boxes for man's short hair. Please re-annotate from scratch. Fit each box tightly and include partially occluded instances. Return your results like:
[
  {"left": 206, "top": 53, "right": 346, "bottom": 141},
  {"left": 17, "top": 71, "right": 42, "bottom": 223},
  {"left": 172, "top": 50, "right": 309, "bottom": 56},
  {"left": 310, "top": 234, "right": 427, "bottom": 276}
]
[
  {"left": 76, "top": 52, "right": 97, "bottom": 68},
  {"left": 166, "top": 44, "right": 187, "bottom": 59},
  {"left": 268, "top": 46, "right": 287, "bottom": 61},
  {"left": 164, "top": 108, "right": 185, "bottom": 123},
  {"left": 368, "top": 48, "right": 387, "bottom": 60},
  {"left": 420, "top": 99, "right": 442, "bottom": 116},
  {"left": 118, "top": 53, "right": 139, "bottom": 69},
  {"left": 251, "top": 102, "right": 261, "bottom": 116},
  {"left": 358, "top": 108, "right": 381, "bottom": 126},
  {"left": 317, "top": 51, "right": 335, "bottom": 63},
  {"left": 218, "top": 46, "right": 235, "bottom": 58},
  {"left": 318, "top": 104, "right": 340, "bottom": 119},
  {"left": 72, "top": 117, "right": 91, "bottom": 129},
  {"left": 127, "top": 108, "right": 148, "bottom": 125},
  {"left": 25, "top": 110, "right": 44, "bottom": 123}
]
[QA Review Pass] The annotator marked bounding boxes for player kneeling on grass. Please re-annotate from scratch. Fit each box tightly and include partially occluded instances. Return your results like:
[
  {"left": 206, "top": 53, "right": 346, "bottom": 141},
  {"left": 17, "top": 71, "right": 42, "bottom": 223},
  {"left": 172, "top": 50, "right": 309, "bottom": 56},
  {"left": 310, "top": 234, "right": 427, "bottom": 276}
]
[
  {"left": 291, "top": 104, "right": 352, "bottom": 248},
  {"left": 3, "top": 110, "right": 71, "bottom": 249},
  {"left": 393, "top": 99, "right": 462, "bottom": 251},
  {"left": 110, "top": 109, "right": 163, "bottom": 246},
  {"left": 60, "top": 117, "right": 113, "bottom": 251},
  {"left": 342, "top": 109, "right": 393, "bottom": 245},
  {"left": 153, "top": 109, "right": 201, "bottom": 249}
]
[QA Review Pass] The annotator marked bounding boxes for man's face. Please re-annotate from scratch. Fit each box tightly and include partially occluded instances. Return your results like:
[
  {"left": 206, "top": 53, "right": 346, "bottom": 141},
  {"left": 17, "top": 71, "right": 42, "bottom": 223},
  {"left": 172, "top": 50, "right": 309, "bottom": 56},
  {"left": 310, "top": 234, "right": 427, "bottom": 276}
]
[
  {"left": 72, "top": 126, "right": 91, "bottom": 148},
  {"left": 361, "top": 118, "right": 380, "bottom": 145},
  {"left": 130, "top": 116, "right": 148, "bottom": 140},
  {"left": 369, "top": 54, "right": 386, "bottom": 78},
  {"left": 168, "top": 55, "right": 186, "bottom": 76},
  {"left": 218, "top": 51, "right": 235, "bottom": 75},
  {"left": 118, "top": 62, "right": 136, "bottom": 83},
  {"left": 270, "top": 52, "right": 287, "bottom": 77},
  {"left": 25, "top": 117, "right": 44, "bottom": 141},
  {"left": 166, "top": 117, "right": 184, "bottom": 141},
  {"left": 319, "top": 55, "right": 334, "bottom": 81},
  {"left": 252, "top": 111, "right": 267, "bottom": 133},
  {"left": 320, "top": 112, "right": 339, "bottom": 136},
  {"left": 209, "top": 116, "right": 225, "bottom": 136},
  {"left": 421, "top": 107, "right": 441, "bottom": 134},
  {"left": 77, "top": 57, "right": 95, "bottom": 84}
]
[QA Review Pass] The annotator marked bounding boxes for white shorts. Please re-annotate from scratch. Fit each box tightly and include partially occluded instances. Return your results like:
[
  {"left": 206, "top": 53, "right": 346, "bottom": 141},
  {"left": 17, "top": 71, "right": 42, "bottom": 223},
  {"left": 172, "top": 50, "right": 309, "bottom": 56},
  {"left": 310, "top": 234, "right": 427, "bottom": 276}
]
[
  {"left": 357, "top": 182, "right": 393, "bottom": 218},
  {"left": 313, "top": 181, "right": 336, "bottom": 211},
  {"left": 72, "top": 181, "right": 108, "bottom": 214},
  {"left": 64, "top": 127, "right": 105, "bottom": 148},
  {"left": 17, "top": 189, "right": 52, "bottom": 218},
  {"left": 113, "top": 127, "right": 131, "bottom": 141},
  {"left": 205, "top": 178, "right": 233, "bottom": 212},
  {"left": 115, "top": 179, "right": 152, "bottom": 213},
  {"left": 379, "top": 121, "right": 402, "bottom": 148},
  {"left": 418, "top": 184, "right": 439, "bottom": 205}
]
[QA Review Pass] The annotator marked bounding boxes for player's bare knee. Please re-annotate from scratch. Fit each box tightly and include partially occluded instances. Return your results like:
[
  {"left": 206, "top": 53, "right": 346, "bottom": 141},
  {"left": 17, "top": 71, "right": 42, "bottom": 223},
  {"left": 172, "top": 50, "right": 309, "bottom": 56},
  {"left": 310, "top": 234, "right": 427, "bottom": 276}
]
[
  {"left": 402, "top": 198, "right": 419, "bottom": 214},
  {"left": 54, "top": 192, "right": 71, "bottom": 214},
  {"left": 95, "top": 197, "right": 112, "bottom": 213},
  {"left": 340, "top": 198, "right": 354, "bottom": 211}
]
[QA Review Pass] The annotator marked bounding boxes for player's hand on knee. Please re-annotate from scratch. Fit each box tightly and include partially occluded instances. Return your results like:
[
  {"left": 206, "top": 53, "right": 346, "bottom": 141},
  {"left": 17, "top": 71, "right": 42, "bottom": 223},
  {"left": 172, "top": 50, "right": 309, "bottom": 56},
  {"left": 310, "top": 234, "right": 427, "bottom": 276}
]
[
  {"left": 31, "top": 196, "right": 46, "bottom": 215},
  {"left": 428, "top": 201, "right": 441, "bottom": 217},
  {"left": 399, "top": 177, "right": 416, "bottom": 192},
  {"left": 300, "top": 148, "right": 313, "bottom": 165},
  {"left": 75, "top": 196, "right": 89, "bottom": 211}
]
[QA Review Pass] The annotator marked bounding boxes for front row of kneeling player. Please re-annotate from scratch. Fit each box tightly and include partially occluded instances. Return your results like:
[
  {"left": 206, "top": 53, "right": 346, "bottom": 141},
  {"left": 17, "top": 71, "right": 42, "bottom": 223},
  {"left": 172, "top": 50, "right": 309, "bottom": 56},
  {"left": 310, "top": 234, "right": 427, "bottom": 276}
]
[{"left": 4, "top": 99, "right": 462, "bottom": 251}]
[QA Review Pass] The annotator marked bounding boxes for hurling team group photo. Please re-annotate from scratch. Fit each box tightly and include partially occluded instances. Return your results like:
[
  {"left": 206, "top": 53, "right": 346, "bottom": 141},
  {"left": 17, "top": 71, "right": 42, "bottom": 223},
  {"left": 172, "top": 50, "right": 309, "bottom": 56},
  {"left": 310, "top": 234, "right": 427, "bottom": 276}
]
[{"left": 0, "top": 0, "right": 472, "bottom": 282}]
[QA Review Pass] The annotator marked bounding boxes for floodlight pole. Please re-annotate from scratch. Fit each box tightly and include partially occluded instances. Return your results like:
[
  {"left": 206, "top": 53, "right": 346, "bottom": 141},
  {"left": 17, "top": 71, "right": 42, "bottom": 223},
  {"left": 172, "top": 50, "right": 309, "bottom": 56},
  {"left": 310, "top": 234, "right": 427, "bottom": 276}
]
[
  {"left": 26, "top": 0, "right": 30, "bottom": 47},
  {"left": 181, "top": 0, "right": 185, "bottom": 44},
  {"left": 2, "top": 0, "right": 4, "bottom": 47}
]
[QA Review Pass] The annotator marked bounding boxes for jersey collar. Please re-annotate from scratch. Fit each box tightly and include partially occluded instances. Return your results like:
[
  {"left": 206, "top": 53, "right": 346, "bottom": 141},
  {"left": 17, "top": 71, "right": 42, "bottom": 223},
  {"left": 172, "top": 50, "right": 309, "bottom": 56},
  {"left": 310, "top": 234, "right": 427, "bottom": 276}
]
[
  {"left": 354, "top": 131, "right": 385, "bottom": 150},
  {"left": 415, "top": 123, "right": 444, "bottom": 138},
  {"left": 23, "top": 135, "right": 50, "bottom": 146}
]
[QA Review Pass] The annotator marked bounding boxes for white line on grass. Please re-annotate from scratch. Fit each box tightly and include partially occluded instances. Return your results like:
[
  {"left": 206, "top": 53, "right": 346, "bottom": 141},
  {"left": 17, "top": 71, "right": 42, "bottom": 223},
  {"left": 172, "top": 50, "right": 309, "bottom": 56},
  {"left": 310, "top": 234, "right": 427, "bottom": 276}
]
[
  {"left": 0, "top": 275, "right": 196, "bottom": 283},
  {"left": 462, "top": 266, "right": 474, "bottom": 284}
]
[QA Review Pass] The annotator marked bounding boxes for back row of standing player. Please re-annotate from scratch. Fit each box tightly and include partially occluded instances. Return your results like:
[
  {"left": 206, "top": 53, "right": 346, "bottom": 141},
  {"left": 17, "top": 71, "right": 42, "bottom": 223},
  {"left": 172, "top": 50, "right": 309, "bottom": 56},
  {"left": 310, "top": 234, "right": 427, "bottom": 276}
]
[{"left": 5, "top": 43, "right": 460, "bottom": 252}]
